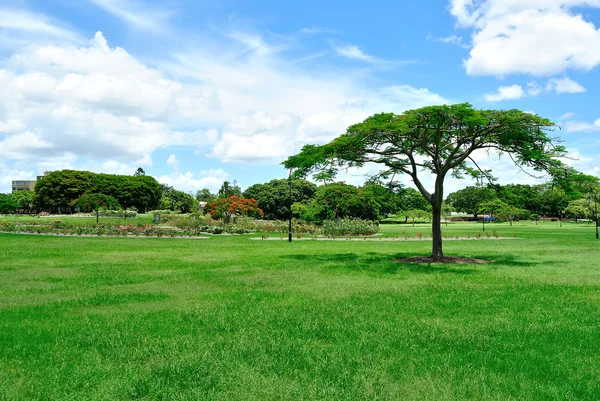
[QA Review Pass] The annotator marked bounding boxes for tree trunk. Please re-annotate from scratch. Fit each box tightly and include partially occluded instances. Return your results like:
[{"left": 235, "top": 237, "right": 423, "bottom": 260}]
[
  {"left": 431, "top": 202, "right": 443, "bottom": 259},
  {"left": 431, "top": 176, "right": 445, "bottom": 260},
  {"left": 96, "top": 210, "right": 99, "bottom": 224}
]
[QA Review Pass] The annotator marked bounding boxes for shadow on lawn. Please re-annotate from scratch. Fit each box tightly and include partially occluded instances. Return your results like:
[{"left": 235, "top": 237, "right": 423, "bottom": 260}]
[{"left": 281, "top": 251, "right": 540, "bottom": 275}]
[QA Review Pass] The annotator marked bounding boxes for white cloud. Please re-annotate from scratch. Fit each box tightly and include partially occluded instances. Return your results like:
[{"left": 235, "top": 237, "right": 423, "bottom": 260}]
[
  {"left": 0, "top": 9, "right": 81, "bottom": 45},
  {"left": 166, "top": 154, "right": 180, "bottom": 170},
  {"left": 0, "top": 31, "right": 219, "bottom": 172},
  {"left": 526, "top": 81, "right": 542, "bottom": 96},
  {"left": 87, "top": 0, "right": 174, "bottom": 32},
  {"left": 485, "top": 76, "right": 585, "bottom": 101},
  {"left": 448, "top": 0, "right": 600, "bottom": 76},
  {"left": 563, "top": 117, "right": 600, "bottom": 132},
  {"left": 157, "top": 170, "right": 229, "bottom": 193},
  {"left": 432, "top": 35, "right": 470, "bottom": 48},
  {"left": 334, "top": 44, "right": 377, "bottom": 62},
  {"left": 0, "top": 21, "right": 449, "bottom": 191},
  {"left": 301, "top": 27, "right": 339, "bottom": 34},
  {"left": 545, "top": 76, "right": 587, "bottom": 94},
  {"left": 484, "top": 84, "right": 526, "bottom": 101}
]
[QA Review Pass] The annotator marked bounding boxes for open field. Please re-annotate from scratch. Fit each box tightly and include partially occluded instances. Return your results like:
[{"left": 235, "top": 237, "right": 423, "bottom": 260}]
[{"left": 1, "top": 222, "right": 599, "bottom": 400}]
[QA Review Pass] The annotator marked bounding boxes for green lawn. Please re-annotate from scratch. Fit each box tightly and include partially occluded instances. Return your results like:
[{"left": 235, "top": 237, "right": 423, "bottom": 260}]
[
  {"left": 0, "top": 213, "right": 156, "bottom": 226},
  {"left": 1, "top": 222, "right": 599, "bottom": 400}
]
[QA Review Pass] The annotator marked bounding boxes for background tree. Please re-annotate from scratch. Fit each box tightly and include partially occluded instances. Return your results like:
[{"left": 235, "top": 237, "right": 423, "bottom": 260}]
[
  {"left": 195, "top": 188, "right": 217, "bottom": 203},
  {"left": 205, "top": 196, "right": 263, "bottom": 224},
  {"left": 218, "top": 181, "right": 242, "bottom": 198},
  {"left": 243, "top": 179, "right": 317, "bottom": 220},
  {"left": 442, "top": 202, "right": 454, "bottom": 226},
  {"left": 134, "top": 167, "right": 146, "bottom": 176},
  {"left": 496, "top": 205, "right": 530, "bottom": 226},
  {"left": 10, "top": 191, "right": 36, "bottom": 214},
  {"left": 284, "top": 103, "right": 567, "bottom": 260},
  {"left": 491, "top": 183, "right": 541, "bottom": 213},
  {"left": 0, "top": 194, "right": 18, "bottom": 214},
  {"left": 446, "top": 186, "right": 496, "bottom": 219},
  {"left": 397, "top": 209, "right": 430, "bottom": 226},
  {"left": 35, "top": 170, "right": 161, "bottom": 213},
  {"left": 478, "top": 199, "right": 508, "bottom": 220},
  {"left": 160, "top": 185, "right": 198, "bottom": 213},
  {"left": 397, "top": 187, "right": 431, "bottom": 213},
  {"left": 539, "top": 187, "right": 569, "bottom": 218},
  {"left": 72, "top": 193, "right": 120, "bottom": 224}
]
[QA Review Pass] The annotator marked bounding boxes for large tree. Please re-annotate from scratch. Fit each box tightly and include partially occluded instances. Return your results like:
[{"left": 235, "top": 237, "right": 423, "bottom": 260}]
[
  {"left": 446, "top": 185, "right": 496, "bottom": 218},
  {"left": 243, "top": 179, "right": 317, "bottom": 220},
  {"left": 283, "top": 103, "right": 567, "bottom": 260}
]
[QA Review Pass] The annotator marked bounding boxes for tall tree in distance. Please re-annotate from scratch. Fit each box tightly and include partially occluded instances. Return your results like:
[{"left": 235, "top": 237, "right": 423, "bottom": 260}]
[
  {"left": 218, "top": 180, "right": 242, "bottom": 198},
  {"left": 195, "top": 188, "right": 217, "bottom": 203},
  {"left": 134, "top": 167, "right": 146, "bottom": 176},
  {"left": 72, "top": 193, "right": 120, "bottom": 224},
  {"left": 284, "top": 103, "right": 568, "bottom": 260}
]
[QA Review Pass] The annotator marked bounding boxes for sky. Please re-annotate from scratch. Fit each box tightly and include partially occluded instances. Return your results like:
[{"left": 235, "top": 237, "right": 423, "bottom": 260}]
[{"left": 1, "top": 0, "right": 599, "bottom": 195}]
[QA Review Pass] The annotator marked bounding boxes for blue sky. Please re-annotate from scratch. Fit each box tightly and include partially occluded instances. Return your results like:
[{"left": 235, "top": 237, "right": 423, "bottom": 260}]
[{"left": 1, "top": 0, "right": 599, "bottom": 194}]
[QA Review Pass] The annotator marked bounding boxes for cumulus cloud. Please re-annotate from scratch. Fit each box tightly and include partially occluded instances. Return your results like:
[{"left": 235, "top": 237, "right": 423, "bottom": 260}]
[
  {"left": 545, "top": 77, "right": 587, "bottom": 94},
  {"left": 157, "top": 169, "right": 230, "bottom": 193},
  {"left": 0, "top": 9, "right": 449, "bottom": 191},
  {"left": 485, "top": 76, "right": 586, "bottom": 101},
  {"left": 166, "top": 154, "right": 180, "bottom": 170},
  {"left": 448, "top": 0, "right": 600, "bottom": 76},
  {"left": 484, "top": 84, "right": 526, "bottom": 101}
]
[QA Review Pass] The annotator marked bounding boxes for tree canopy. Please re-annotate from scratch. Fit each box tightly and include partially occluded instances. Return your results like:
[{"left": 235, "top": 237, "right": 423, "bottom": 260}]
[
  {"left": 283, "top": 103, "right": 568, "bottom": 260},
  {"left": 35, "top": 170, "right": 161, "bottom": 213},
  {"left": 72, "top": 193, "right": 121, "bottom": 223},
  {"left": 243, "top": 179, "right": 317, "bottom": 220}
]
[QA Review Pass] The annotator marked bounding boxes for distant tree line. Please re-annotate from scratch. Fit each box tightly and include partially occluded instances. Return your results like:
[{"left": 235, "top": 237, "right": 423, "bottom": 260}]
[
  {"left": 2, "top": 168, "right": 598, "bottom": 224},
  {"left": 34, "top": 170, "right": 162, "bottom": 213},
  {"left": 446, "top": 173, "right": 599, "bottom": 221}
]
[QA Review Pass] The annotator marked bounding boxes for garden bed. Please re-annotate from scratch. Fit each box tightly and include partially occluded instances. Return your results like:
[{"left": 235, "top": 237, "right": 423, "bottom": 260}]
[{"left": 0, "top": 231, "right": 210, "bottom": 239}]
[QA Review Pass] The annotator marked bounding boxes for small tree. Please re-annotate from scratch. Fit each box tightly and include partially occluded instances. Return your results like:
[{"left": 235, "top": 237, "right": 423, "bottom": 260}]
[
  {"left": 496, "top": 205, "right": 530, "bottom": 226},
  {"left": 10, "top": 191, "right": 36, "bottom": 214},
  {"left": 205, "top": 196, "right": 263, "bottom": 224},
  {"left": 478, "top": 199, "right": 507, "bottom": 220},
  {"left": 284, "top": 103, "right": 567, "bottom": 259},
  {"left": 0, "top": 194, "right": 18, "bottom": 215},
  {"left": 72, "top": 193, "right": 121, "bottom": 224},
  {"left": 442, "top": 202, "right": 454, "bottom": 226}
]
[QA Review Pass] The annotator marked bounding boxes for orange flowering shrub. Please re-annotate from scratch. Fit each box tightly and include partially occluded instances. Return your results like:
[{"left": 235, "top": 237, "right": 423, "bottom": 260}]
[{"left": 205, "top": 196, "right": 263, "bottom": 224}]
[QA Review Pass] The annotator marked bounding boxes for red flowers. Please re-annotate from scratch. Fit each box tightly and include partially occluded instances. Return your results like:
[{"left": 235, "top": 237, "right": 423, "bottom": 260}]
[{"left": 204, "top": 196, "right": 263, "bottom": 223}]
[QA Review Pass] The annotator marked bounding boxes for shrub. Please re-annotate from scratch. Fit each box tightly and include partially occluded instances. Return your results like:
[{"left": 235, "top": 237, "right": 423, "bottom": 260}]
[{"left": 321, "top": 219, "right": 379, "bottom": 238}]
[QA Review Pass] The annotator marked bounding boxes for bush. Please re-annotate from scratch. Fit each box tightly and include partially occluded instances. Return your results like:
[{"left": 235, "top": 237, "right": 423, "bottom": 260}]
[
  {"left": 321, "top": 219, "right": 379, "bottom": 237},
  {"left": 98, "top": 210, "right": 137, "bottom": 218}
]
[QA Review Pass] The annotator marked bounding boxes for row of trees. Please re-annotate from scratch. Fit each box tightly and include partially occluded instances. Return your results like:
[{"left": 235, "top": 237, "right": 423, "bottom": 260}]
[
  {"left": 35, "top": 170, "right": 162, "bottom": 213},
  {"left": 192, "top": 179, "right": 432, "bottom": 224},
  {"left": 447, "top": 180, "right": 599, "bottom": 221}
]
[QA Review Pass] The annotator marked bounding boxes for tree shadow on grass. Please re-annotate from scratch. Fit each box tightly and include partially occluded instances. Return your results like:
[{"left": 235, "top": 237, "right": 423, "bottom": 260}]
[{"left": 281, "top": 252, "right": 487, "bottom": 275}]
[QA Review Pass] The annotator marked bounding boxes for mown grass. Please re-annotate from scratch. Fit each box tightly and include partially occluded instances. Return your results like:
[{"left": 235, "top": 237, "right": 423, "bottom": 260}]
[
  {"left": 0, "top": 213, "right": 156, "bottom": 226},
  {"left": 1, "top": 221, "right": 599, "bottom": 400}
]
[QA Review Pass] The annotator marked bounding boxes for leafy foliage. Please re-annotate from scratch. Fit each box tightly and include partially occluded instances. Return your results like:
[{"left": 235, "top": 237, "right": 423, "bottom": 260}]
[
  {"left": 446, "top": 186, "right": 496, "bottom": 218},
  {"left": 205, "top": 196, "right": 264, "bottom": 224},
  {"left": 321, "top": 219, "right": 379, "bottom": 237},
  {"left": 35, "top": 170, "right": 161, "bottom": 213},
  {"left": 159, "top": 185, "right": 198, "bottom": 213},
  {"left": 284, "top": 103, "right": 567, "bottom": 258},
  {"left": 0, "top": 194, "right": 18, "bottom": 214},
  {"left": 243, "top": 179, "right": 317, "bottom": 220}
]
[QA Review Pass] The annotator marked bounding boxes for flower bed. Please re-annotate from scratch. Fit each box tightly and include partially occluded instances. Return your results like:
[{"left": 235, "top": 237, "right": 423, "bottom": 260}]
[{"left": 0, "top": 221, "right": 209, "bottom": 238}]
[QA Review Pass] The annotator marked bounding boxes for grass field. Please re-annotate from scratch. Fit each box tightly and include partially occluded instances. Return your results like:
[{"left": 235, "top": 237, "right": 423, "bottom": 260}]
[{"left": 1, "top": 221, "right": 599, "bottom": 400}]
